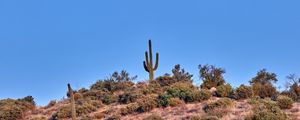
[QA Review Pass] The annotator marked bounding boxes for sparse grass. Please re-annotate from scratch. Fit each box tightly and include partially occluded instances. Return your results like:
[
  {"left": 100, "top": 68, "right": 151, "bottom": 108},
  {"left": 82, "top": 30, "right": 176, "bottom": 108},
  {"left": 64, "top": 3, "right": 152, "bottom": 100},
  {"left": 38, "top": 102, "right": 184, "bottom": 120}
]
[{"left": 143, "top": 114, "right": 164, "bottom": 120}]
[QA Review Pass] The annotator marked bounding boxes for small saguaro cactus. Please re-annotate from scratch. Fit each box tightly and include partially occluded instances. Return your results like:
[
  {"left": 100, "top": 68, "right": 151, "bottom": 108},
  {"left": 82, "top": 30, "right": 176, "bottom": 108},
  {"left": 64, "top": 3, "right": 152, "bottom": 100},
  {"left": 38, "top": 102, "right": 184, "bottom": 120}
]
[
  {"left": 67, "top": 83, "right": 76, "bottom": 120},
  {"left": 143, "top": 39, "right": 159, "bottom": 81}
]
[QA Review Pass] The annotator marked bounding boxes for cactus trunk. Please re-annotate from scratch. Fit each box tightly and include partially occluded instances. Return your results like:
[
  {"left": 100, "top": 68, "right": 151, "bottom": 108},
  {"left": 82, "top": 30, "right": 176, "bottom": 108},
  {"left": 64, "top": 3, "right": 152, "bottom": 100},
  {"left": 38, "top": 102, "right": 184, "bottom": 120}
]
[
  {"left": 67, "top": 83, "right": 76, "bottom": 120},
  {"left": 143, "top": 39, "right": 159, "bottom": 81}
]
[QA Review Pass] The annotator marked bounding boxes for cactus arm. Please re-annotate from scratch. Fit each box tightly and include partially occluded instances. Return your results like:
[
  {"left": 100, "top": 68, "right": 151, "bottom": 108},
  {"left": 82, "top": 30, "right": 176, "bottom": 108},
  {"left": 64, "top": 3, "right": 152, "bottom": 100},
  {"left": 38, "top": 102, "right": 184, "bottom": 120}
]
[
  {"left": 143, "top": 61, "right": 149, "bottom": 72},
  {"left": 153, "top": 53, "right": 159, "bottom": 70},
  {"left": 145, "top": 51, "right": 149, "bottom": 67}
]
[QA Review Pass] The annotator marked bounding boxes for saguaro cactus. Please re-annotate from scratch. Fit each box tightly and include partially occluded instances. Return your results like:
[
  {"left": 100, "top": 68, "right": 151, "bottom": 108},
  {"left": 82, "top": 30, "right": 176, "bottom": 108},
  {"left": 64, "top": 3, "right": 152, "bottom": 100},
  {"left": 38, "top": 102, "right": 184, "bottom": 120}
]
[
  {"left": 67, "top": 83, "right": 76, "bottom": 120},
  {"left": 143, "top": 39, "right": 159, "bottom": 81}
]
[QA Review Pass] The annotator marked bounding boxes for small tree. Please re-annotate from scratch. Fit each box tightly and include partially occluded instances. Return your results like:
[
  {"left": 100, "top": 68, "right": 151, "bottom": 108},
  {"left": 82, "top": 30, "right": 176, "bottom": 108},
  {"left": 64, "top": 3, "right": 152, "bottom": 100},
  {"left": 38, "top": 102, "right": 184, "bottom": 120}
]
[
  {"left": 90, "top": 70, "right": 137, "bottom": 92},
  {"left": 199, "top": 64, "right": 226, "bottom": 89},
  {"left": 172, "top": 64, "right": 193, "bottom": 83},
  {"left": 250, "top": 69, "right": 278, "bottom": 98},
  {"left": 284, "top": 74, "right": 300, "bottom": 102},
  {"left": 250, "top": 69, "right": 277, "bottom": 85},
  {"left": 156, "top": 64, "right": 193, "bottom": 86}
]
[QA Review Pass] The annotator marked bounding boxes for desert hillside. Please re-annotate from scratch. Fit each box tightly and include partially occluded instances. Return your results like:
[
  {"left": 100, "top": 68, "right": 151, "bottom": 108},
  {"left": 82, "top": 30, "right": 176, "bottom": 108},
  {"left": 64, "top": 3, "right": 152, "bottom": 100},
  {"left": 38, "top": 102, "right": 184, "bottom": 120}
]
[{"left": 1, "top": 64, "right": 300, "bottom": 120}]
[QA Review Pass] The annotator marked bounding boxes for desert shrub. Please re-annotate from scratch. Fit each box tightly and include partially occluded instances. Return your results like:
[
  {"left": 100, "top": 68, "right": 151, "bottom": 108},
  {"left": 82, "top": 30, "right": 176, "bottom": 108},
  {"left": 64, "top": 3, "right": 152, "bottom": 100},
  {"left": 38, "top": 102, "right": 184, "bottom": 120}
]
[
  {"left": 143, "top": 114, "right": 164, "bottom": 120},
  {"left": 82, "top": 90, "right": 106, "bottom": 100},
  {"left": 166, "top": 82, "right": 196, "bottom": 102},
  {"left": 0, "top": 96, "right": 36, "bottom": 120},
  {"left": 18, "top": 96, "right": 35, "bottom": 106},
  {"left": 155, "top": 75, "right": 175, "bottom": 87},
  {"left": 76, "top": 102, "right": 98, "bottom": 116},
  {"left": 30, "top": 116, "right": 47, "bottom": 120},
  {"left": 235, "top": 84, "right": 254, "bottom": 99},
  {"left": 187, "top": 89, "right": 212, "bottom": 102},
  {"left": 247, "top": 96, "right": 261, "bottom": 105},
  {"left": 120, "top": 103, "right": 139, "bottom": 115},
  {"left": 168, "top": 98, "right": 184, "bottom": 107},
  {"left": 0, "top": 105, "right": 23, "bottom": 120},
  {"left": 190, "top": 115, "right": 219, "bottom": 120},
  {"left": 52, "top": 106, "right": 71, "bottom": 119},
  {"left": 118, "top": 90, "right": 142, "bottom": 104},
  {"left": 200, "top": 115, "right": 219, "bottom": 120},
  {"left": 74, "top": 93, "right": 83, "bottom": 101},
  {"left": 276, "top": 95, "right": 294, "bottom": 109},
  {"left": 101, "top": 93, "right": 118, "bottom": 105},
  {"left": 93, "top": 112, "right": 105, "bottom": 119},
  {"left": 216, "top": 84, "right": 233, "bottom": 97},
  {"left": 245, "top": 99, "right": 288, "bottom": 120},
  {"left": 157, "top": 94, "right": 171, "bottom": 107},
  {"left": 198, "top": 89, "right": 212, "bottom": 101},
  {"left": 136, "top": 94, "right": 158, "bottom": 112},
  {"left": 105, "top": 114, "right": 121, "bottom": 120},
  {"left": 166, "top": 82, "right": 211, "bottom": 103},
  {"left": 252, "top": 83, "right": 278, "bottom": 98},
  {"left": 83, "top": 90, "right": 117, "bottom": 105},
  {"left": 90, "top": 70, "right": 136, "bottom": 92},
  {"left": 52, "top": 99, "right": 101, "bottom": 119},
  {"left": 148, "top": 80, "right": 165, "bottom": 94},
  {"left": 199, "top": 64, "right": 226, "bottom": 89},
  {"left": 203, "top": 98, "right": 234, "bottom": 113},
  {"left": 45, "top": 100, "right": 57, "bottom": 109},
  {"left": 190, "top": 115, "right": 202, "bottom": 120}
]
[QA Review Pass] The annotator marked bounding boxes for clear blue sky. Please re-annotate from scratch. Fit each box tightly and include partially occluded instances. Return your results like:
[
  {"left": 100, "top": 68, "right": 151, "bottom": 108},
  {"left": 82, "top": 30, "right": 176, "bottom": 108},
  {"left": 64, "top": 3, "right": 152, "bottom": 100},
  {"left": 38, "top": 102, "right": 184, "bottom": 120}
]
[{"left": 0, "top": 0, "right": 299, "bottom": 105}]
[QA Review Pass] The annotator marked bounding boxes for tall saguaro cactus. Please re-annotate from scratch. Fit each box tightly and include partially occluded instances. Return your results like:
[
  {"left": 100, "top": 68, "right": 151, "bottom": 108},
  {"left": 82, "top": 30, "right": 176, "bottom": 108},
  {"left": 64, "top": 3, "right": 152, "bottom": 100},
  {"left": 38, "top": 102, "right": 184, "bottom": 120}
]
[
  {"left": 143, "top": 39, "right": 159, "bottom": 81},
  {"left": 67, "top": 83, "right": 76, "bottom": 120}
]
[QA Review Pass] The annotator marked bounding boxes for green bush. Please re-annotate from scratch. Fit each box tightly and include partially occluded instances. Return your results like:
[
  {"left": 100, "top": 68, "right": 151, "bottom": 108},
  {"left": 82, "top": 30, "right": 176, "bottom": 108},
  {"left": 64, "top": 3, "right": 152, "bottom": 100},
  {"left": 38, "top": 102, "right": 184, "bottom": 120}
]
[
  {"left": 216, "top": 84, "right": 233, "bottom": 97},
  {"left": 276, "top": 95, "right": 294, "bottom": 109},
  {"left": 235, "top": 85, "right": 254, "bottom": 99},
  {"left": 157, "top": 94, "right": 171, "bottom": 107},
  {"left": 166, "top": 82, "right": 211, "bottom": 103},
  {"left": 166, "top": 82, "right": 196, "bottom": 102},
  {"left": 136, "top": 94, "right": 158, "bottom": 112},
  {"left": 245, "top": 99, "right": 289, "bottom": 120},
  {"left": 143, "top": 114, "right": 164, "bottom": 120}
]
